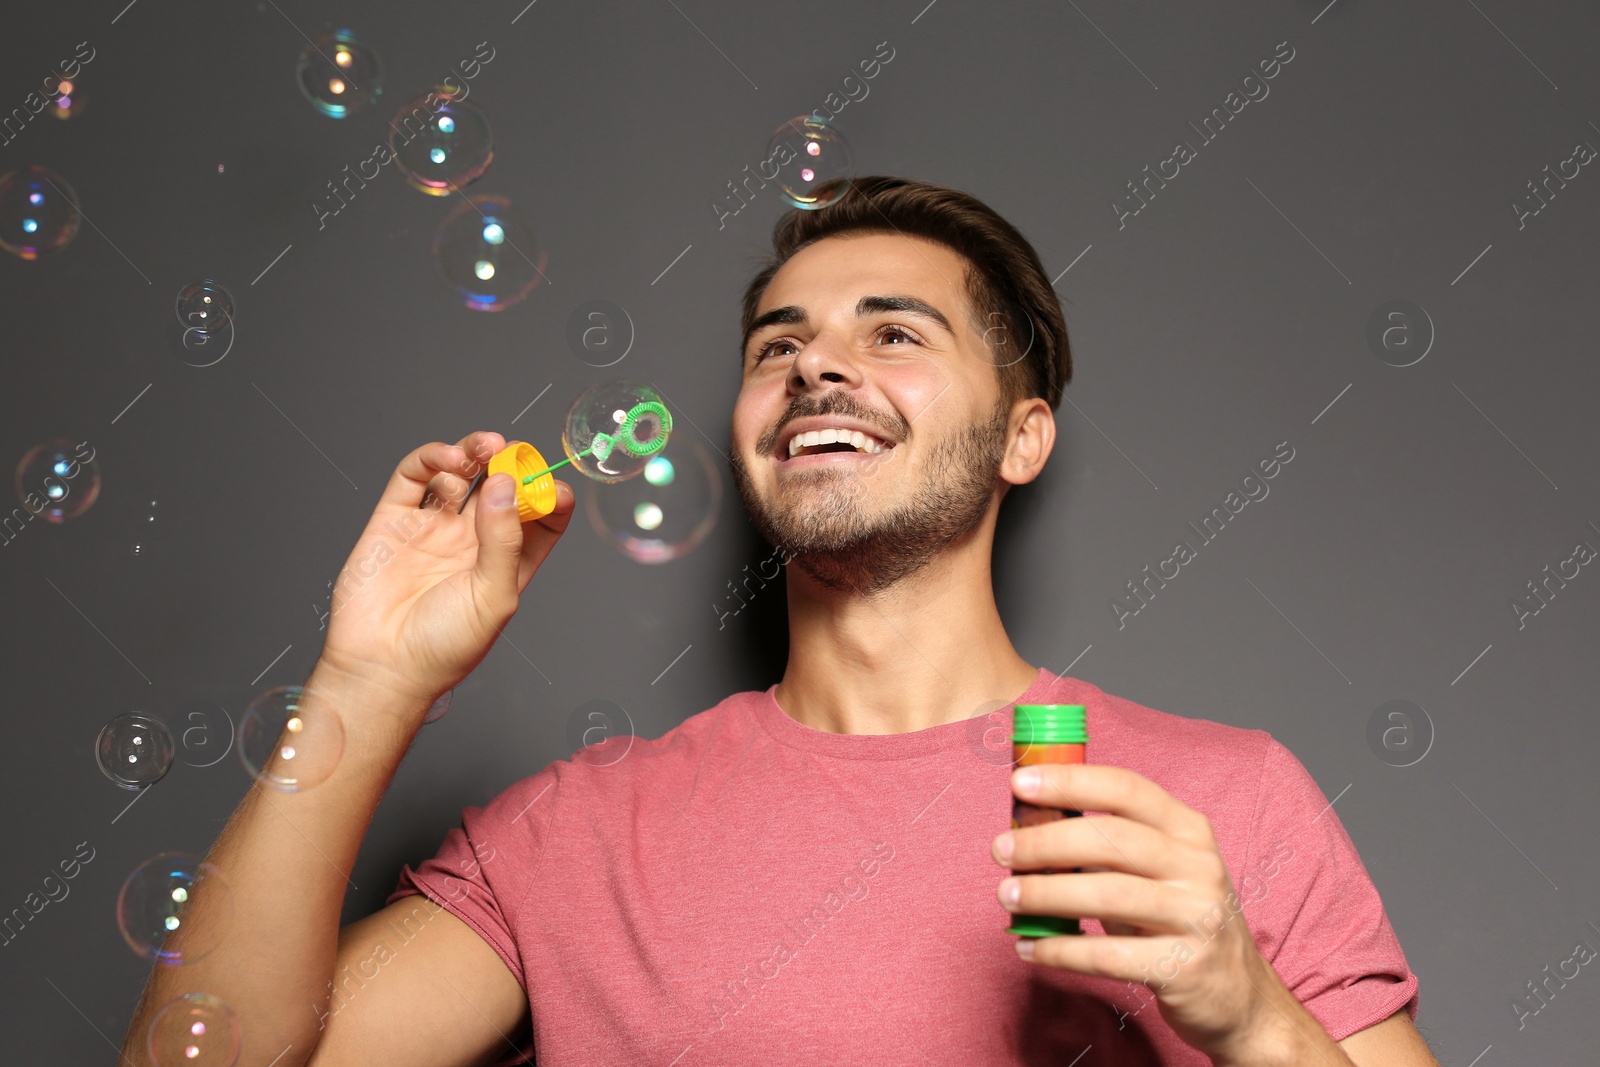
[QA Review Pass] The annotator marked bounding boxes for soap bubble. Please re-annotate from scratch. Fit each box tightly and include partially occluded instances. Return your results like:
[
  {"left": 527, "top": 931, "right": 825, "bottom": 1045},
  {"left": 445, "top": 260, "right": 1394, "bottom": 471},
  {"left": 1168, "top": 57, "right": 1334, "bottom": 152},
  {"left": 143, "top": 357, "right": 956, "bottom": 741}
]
[
  {"left": 588, "top": 441, "right": 721, "bottom": 563},
  {"left": 563, "top": 381, "right": 674, "bottom": 484},
  {"left": 174, "top": 279, "right": 236, "bottom": 366},
  {"left": 131, "top": 499, "right": 159, "bottom": 559},
  {"left": 97, "top": 712, "right": 175, "bottom": 789},
  {"left": 48, "top": 73, "right": 87, "bottom": 120},
  {"left": 239, "top": 685, "right": 344, "bottom": 792},
  {"left": 147, "top": 993, "right": 240, "bottom": 1067},
  {"left": 117, "top": 852, "right": 233, "bottom": 964},
  {"left": 768, "top": 115, "right": 852, "bottom": 209},
  {"left": 296, "top": 29, "right": 381, "bottom": 118},
  {"left": 15, "top": 440, "right": 100, "bottom": 522},
  {"left": 390, "top": 87, "right": 492, "bottom": 195},
  {"left": 423, "top": 688, "right": 452, "bottom": 725},
  {"left": 0, "top": 166, "right": 81, "bottom": 259},
  {"left": 433, "top": 196, "right": 545, "bottom": 311}
]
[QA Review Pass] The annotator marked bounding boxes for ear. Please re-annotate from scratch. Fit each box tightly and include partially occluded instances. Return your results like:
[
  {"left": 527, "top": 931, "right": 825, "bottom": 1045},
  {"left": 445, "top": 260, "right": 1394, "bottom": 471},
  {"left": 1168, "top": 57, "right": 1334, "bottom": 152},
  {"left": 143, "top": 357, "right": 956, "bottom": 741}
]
[{"left": 1000, "top": 398, "right": 1054, "bottom": 487}]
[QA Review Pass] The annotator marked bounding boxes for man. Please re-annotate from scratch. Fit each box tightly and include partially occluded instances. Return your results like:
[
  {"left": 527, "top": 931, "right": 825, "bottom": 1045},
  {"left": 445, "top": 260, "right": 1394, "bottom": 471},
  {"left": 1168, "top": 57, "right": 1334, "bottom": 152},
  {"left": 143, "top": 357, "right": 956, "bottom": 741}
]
[{"left": 123, "top": 177, "right": 1438, "bottom": 1066}]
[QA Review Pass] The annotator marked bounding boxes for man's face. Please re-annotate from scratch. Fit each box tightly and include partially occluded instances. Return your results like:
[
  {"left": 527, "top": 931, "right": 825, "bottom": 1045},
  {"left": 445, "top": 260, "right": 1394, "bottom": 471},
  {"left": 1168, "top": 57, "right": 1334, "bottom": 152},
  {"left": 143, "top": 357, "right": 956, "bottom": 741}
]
[{"left": 728, "top": 232, "right": 1015, "bottom": 594}]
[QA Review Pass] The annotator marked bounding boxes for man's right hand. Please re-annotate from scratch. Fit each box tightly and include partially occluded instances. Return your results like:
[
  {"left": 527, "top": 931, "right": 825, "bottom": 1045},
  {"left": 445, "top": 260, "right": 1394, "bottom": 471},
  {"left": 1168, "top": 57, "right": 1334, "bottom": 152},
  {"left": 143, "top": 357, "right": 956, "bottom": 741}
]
[{"left": 317, "top": 430, "right": 575, "bottom": 719}]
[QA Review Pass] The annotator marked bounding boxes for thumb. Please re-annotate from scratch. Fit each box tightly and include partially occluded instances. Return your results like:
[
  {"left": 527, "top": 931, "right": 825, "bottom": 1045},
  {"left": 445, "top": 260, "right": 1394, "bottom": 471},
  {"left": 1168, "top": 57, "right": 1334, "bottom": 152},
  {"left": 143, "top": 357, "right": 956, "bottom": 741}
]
[{"left": 471, "top": 473, "right": 525, "bottom": 617}]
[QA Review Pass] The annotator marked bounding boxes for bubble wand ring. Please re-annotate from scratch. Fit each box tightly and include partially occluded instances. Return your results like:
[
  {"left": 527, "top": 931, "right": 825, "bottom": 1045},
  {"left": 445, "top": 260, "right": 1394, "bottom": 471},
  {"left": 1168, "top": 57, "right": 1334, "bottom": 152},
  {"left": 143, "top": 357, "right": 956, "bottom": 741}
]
[{"left": 456, "top": 399, "right": 674, "bottom": 520}]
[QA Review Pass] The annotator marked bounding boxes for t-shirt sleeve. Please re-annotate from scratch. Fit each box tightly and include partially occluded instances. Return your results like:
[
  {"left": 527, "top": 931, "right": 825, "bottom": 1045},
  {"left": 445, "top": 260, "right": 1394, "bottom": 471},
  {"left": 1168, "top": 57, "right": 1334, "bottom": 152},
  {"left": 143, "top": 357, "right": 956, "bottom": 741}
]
[
  {"left": 1242, "top": 737, "right": 1420, "bottom": 1042},
  {"left": 386, "top": 762, "right": 565, "bottom": 1062}
]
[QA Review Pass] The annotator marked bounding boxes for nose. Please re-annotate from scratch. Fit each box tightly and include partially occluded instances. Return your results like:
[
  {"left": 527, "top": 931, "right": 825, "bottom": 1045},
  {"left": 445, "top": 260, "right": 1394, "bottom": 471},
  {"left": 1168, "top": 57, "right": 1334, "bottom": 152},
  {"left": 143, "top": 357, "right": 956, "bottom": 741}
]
[{"left": 789, "top": 328, "right": 862, "bottom": 396}]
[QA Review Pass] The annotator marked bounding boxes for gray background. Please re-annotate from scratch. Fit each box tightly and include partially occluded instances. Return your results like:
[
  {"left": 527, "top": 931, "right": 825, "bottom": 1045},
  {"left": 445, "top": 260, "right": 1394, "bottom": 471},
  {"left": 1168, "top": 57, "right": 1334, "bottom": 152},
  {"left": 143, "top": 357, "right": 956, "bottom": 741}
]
[{"left": 2, "top": 0, "right": 1597, "bottom": 1062}]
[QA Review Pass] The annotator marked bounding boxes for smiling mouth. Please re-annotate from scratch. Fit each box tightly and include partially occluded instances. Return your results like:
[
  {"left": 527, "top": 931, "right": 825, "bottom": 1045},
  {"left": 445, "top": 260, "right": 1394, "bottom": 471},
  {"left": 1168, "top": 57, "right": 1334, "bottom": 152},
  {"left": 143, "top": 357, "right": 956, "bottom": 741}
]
[{"left": 779, "top": 428, "right": 895, "bottom": 463}]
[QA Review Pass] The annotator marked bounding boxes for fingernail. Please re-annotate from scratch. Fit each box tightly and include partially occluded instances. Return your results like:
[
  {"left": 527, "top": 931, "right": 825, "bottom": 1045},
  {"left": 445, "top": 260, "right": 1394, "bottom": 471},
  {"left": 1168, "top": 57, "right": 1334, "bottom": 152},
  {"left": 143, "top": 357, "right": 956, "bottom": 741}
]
[
  {"left": 487, "top": 477, "right": 515, "bottom": 509},
  {"left": 1000, "top": 877, "right": 1020, "bottom": 907},
  {"left": 994, "top": 832, "right": 1014, "bottom": 864},
  {"left": 1014, "top": 766, "right": 1040, "bottom": 793},
  {"left": 1014, "top": 938, "right": 1035, "bottom": 960}
]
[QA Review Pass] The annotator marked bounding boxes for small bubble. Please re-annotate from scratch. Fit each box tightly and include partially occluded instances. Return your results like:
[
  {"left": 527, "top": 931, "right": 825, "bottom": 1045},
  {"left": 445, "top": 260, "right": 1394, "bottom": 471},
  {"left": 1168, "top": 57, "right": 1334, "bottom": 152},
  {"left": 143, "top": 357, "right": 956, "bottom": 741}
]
[
  {"left": 97, "top": 713, "right": 174, "bottom": 789},
  {"left": 297, "top": 30, "right": 381, "bottom": 118},
  {"left": 767, "top": 115, "right": 852, "bottom": 210}
]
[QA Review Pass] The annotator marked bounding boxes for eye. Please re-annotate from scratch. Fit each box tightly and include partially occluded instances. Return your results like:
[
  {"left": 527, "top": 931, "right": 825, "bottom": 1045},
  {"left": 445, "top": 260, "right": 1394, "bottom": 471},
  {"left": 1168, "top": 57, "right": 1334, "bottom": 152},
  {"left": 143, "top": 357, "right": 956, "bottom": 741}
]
[
  {"left": 875, "top": 324, "right": 922, "bottom": 346},
  {"left": 751, "top": 337, "right": 798, "bottom": 363}
]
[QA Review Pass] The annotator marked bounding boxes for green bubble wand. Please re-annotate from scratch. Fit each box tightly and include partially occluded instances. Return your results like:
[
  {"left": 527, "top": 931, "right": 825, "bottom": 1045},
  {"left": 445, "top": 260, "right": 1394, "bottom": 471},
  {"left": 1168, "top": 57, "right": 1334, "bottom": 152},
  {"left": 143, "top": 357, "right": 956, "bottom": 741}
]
[{"left": 457, "top": 400, "right": 673, "bottom": 513}]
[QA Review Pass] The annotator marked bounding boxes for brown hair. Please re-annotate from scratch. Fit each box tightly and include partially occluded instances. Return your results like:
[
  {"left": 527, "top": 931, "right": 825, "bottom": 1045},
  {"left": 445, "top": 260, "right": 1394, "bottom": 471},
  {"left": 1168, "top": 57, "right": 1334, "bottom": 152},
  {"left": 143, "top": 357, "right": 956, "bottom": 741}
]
[{"left": 739, "top": 175, "right": 1072, "bottom": 410}]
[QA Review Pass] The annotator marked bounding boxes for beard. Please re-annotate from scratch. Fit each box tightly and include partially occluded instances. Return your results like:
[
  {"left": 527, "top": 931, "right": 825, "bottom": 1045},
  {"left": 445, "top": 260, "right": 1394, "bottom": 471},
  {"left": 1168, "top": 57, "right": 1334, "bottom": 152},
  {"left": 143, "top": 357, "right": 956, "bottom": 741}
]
[{"left": 729, "top": 396, "right": 1011, "bottom": 596}]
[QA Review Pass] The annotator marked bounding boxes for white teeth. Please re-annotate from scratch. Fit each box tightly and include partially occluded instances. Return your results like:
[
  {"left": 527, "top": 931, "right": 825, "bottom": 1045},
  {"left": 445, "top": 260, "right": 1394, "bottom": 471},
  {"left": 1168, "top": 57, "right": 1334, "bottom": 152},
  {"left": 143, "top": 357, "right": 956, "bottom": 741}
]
[{"left": 785, "top": 427, "right": 892, "bottom": 457}]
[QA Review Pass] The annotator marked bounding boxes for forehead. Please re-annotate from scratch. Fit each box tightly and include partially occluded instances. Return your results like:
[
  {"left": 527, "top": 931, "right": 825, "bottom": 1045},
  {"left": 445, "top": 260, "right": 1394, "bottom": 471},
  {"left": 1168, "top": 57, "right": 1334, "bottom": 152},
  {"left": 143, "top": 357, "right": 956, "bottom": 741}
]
[{"left": 757, "top": 232, "right": 976, "bottom": 324}]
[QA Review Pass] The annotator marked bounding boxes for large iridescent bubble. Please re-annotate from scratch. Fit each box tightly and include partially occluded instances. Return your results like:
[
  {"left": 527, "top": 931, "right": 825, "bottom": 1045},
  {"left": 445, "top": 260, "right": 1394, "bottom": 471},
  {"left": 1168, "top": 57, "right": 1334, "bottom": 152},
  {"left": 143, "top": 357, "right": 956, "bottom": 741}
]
[
  {"left": 433, "top": 196, "right": 545, "bottom": 311},
  {"left": 390, "top": 86, "right": 492, "bottom": 195},
  {"left": 767, "top": 115, "right": 852, "bottom": 209},
  {"left": 563, "top": 382, "right": 673, "bottom": 484},
  {"left": 587, "top": 441, "right": 721, "bottom": 563},
  {"left": 117, "top": 853, "right": 233, "bottom": 965}
]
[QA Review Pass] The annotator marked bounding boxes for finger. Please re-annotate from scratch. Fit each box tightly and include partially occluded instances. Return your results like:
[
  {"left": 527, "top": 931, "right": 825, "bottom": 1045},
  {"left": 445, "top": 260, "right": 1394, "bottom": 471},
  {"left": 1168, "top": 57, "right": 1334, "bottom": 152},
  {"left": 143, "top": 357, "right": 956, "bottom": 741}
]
[
  {"left": 1000, "top": 814, "right": 1186, "bottom": 882},
  {"left": 469, "top": 473, "right": 527, "bottom": 621},
  {"left": 453, "top": 433, "right": 512, "bottom": 523},
  {"left": 1002, "top": 871, "right": 1218, "bottom": 939},
  {"left": 1015, "top": 763, "right": 1215, "bottom": 846},
  {"left": 1016, "top": 931, "right": 1201, "bottom": 987},
  {"left": 422, "top": 471, "right": 472, "bottom": 510},
  {"left": 514, "top": 479, "right": 576, "bottom": 590},
  {"left": 380, "top": 442, "right": 475, "bottom": 511}
]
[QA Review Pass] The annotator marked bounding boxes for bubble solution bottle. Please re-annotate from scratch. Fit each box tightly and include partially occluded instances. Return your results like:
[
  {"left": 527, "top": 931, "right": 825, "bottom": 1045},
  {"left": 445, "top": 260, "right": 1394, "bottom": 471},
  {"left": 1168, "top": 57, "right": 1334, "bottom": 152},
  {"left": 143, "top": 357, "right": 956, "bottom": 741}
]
[{"left": 1005, "top": 703, "right": 1088, "bottom": 938}]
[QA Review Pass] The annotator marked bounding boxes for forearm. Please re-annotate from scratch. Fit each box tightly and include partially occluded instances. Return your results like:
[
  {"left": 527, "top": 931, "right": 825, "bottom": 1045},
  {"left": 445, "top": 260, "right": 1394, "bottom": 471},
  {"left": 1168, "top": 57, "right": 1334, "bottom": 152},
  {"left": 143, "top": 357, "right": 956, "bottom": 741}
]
[{"left": 119, "top": 662, "right": 428, "bottom": 1067}]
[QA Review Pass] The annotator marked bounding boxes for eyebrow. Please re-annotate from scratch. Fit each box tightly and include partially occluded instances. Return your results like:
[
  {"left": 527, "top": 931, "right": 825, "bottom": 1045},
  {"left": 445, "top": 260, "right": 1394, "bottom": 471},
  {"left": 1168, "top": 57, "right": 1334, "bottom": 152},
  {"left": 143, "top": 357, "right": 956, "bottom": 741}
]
[{"left": 742, "top": 294, "right": 956, "bottom": 356}]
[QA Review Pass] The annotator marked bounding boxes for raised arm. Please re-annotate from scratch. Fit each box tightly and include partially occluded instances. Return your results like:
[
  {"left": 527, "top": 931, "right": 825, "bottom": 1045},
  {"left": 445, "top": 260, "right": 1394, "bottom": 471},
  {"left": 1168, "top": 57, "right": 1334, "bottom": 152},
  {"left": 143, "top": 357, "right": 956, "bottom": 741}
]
[{"left": 118, "top": 431, "right": 572, "bottom": 1067}]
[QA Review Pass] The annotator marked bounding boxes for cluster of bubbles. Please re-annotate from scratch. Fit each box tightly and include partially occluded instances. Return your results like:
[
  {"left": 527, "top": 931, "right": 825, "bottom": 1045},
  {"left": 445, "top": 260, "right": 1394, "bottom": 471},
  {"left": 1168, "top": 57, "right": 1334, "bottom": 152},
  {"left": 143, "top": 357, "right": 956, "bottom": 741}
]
[
  {"left": 116, "top": 853, "right": 240, "bottom": 1064},
  {"left": 559, "top": 383, "right": 722, "bottom": 563},
  {"left": 768, "top": 115, "right": 853, "bottom": 209},
  {"left": 296, "top": 30, "right": 382, "bottom": 118},
  {"left": 433, "top": 196, "right": 545, "bottom": 311},
  {"left": 0, "top": 166, "right": 81, "bottom": 259},
  {"left": 132, "top": 499, "right": 159, "bottom": 559},
  {"left": 13, "top": 440, "right": 100, "bottom": 522}
]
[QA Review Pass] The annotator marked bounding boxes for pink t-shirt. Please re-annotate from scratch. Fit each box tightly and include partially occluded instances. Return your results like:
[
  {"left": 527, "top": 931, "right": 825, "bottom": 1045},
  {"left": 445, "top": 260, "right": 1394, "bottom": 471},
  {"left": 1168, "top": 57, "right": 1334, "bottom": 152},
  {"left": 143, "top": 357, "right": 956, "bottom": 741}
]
[{"left": 389, "top": 668, "right": 1419, "bottom": 1064}]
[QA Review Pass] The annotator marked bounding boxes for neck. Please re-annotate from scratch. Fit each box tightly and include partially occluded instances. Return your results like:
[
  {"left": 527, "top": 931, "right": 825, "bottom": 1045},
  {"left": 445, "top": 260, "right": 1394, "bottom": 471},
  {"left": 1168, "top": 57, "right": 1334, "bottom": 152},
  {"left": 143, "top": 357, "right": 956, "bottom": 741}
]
[{"left": 773, "top": 519, "right": 1039, "bottom": 735}]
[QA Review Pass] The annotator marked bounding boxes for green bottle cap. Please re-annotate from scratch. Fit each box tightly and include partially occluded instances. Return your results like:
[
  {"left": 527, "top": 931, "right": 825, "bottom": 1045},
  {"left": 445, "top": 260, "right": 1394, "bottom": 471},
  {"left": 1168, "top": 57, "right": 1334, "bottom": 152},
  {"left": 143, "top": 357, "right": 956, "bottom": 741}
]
[{"left": 1012, "top": 704, "right": 1087, "bottom": 745}]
